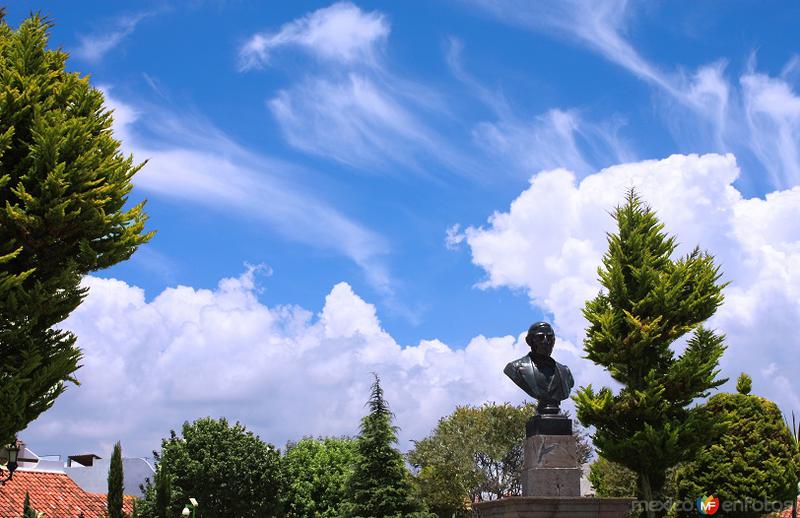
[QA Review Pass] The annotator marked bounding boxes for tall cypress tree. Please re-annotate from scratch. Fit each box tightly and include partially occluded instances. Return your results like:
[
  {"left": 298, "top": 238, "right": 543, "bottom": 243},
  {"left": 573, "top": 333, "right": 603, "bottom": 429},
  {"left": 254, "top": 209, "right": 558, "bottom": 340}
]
[
  {"left": 154, "top": 466, "right": 172, "bottom": 518},
  {"left": 22, "top": 491, "right": 36, "bottom": 518},
  {"left": 349, "top": 374, "right": 419, "bottom": 518},
  {"left": 108, "top": 441, "right": 124, "bottom": 518},
  {"left": 0, "top": 12, "right": 152, "bottom": 446},
  {"left": 575, "top": 190, "right": 727, "bottom": 517}
]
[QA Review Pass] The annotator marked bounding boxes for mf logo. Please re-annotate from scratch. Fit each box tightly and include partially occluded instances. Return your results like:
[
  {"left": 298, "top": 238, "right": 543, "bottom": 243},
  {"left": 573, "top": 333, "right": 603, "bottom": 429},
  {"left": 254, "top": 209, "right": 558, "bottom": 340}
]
[{"left": 696, "top": 495, "right": 720, "bottom": 515}]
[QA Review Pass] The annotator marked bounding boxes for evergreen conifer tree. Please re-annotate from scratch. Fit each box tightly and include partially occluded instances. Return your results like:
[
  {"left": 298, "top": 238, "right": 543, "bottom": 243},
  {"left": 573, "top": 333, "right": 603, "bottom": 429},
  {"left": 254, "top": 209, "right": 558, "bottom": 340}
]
[
  {"left": 22, "top": 491, "right": 34, "bottom": 517},
  {"left": 349, "top": 374, "right": 420, "bottom": 518},
  {"left": 155, "top": 466, "right": 172, "bottom": 518},
  {"left": 736, "top": 372, "right": 752, "bottom": 395},
  {"left": 108, "top": 441, "right": 124, "bottom": 518},
  {"left": 0, "top": 11, "right": 152, "bottom": 446},
  {"left": 575, "top": 190, "right": 728, "bottom": 517}
]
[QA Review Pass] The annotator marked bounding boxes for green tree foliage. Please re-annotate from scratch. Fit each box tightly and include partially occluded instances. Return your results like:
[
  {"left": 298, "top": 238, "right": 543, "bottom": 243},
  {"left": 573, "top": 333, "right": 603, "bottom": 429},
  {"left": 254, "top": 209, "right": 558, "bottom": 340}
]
[
  {"left": 674, "top": 385, "right": 799, "bottom": 518},
  {"left": 349, "top": 375, "right": 421, "bottom": 518},
  {"left": 154, "top": 466, "right": 172, "bottom": 518},
  {"left": 108, "top": 441, "right": 124, "bottom": 518},
  {"left": 736, "top": 372, "right": 752, "bottom": 395},
  {"left": 408, "top": 402, "right": 592, "bottom": 517},
  {"left": 138, "top": 418, "right": 281, "bottom": 518},
  {"left": 588, "top": 458, "right": 680, "bottom": 501},
  {"left": 0, "top": 11, "right": 152, "bottom": 446},
  {"left": 588, "top": 457, "right": 638, "bottom": 498},
  {"left": 281, "top": 437, "right": 357, "bottom": 518},
  {"left": 135, "top": 462, "right": 172, "bottom": 518},
  {"left": 575, "top": 190, "right": 728, "bottom": 516},
  {"left": 21, "top": 491, "right": 40, "bottom": 518},
  {"left": 788, "top": 413, "right": 799, "bottom": 518}
]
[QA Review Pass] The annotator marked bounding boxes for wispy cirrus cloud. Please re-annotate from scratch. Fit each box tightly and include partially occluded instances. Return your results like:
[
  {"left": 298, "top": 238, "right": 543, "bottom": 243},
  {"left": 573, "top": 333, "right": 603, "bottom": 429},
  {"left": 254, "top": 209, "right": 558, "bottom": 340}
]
[
  {"left": 241, "top": 3, "right": 474, "bottom": 178},
  {"left": 73, "top": 11, "right": 154, "bottom": 63},
  {"left": 269, "top": 74, "right": 448, "bottom": 173},
  {"left": 238, "top": 1, "right": 389, "bottom": 70},
  {"left": 467, "top": 0, "right": 673, "bottom": 92},
  {"left": 447, "top": 37, "right": 635, "bottom": 178},
  {"left": 466, "top": 0, "right": 800, "bottom": 190},
  {"left": 473, "top": 109, "right": 634, "bottom": 177},
  {"left": 103, "top": 89, "right": 392, "bottom": 292}
]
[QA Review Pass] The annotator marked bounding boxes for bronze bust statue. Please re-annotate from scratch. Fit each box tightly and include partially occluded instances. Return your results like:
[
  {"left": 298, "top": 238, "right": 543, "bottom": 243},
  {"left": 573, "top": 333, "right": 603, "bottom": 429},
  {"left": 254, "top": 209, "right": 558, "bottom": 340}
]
[{"left": 504, "top": 322, "right": 574, "bottom": 416}]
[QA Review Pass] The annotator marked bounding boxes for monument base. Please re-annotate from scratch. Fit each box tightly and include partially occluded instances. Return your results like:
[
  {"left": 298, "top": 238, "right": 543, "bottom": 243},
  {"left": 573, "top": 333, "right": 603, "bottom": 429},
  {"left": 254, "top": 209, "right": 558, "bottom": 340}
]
[
  {"left": 473, "top": 496, "right": 634, "bottom": 518},
  {"left": 523, "top": 433, "right": 580, "bottom": 497}
]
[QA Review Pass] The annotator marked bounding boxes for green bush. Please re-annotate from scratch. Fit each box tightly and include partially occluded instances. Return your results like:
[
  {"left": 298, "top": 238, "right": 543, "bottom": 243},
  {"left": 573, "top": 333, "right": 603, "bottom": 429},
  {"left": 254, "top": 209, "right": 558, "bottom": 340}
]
[{"left": 674, "top": 376, "right": 799, "bottom": 518}]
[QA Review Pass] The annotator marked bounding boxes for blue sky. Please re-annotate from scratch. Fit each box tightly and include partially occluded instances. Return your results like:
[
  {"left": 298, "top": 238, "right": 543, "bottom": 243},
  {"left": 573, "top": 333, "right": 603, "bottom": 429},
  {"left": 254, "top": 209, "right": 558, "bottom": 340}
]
[{"left": 6, "top": 1, "right": 800, "bottom": 457}]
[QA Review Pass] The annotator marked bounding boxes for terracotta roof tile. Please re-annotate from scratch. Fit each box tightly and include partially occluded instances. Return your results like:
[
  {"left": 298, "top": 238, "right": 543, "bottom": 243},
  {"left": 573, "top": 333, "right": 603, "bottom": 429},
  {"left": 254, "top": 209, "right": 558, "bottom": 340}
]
[
  {"left": 779, "top": 498, "right": 799, "bottom": 518},
  {"left": 0, "top": 468, "right": 134, "bottom": 517}
]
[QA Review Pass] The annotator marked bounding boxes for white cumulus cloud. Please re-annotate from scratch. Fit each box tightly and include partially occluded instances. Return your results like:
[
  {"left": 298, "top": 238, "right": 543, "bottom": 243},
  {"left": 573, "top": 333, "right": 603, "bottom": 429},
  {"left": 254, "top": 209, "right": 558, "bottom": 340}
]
[
  {"left": 463, "top": 153, "right": 800, "bottom": 413},
  {"left": 22, "top": 153, "right": 799, "bottom": 460},
  {"left": 22, "top": 269, "right": 540, "bottom": 457}
]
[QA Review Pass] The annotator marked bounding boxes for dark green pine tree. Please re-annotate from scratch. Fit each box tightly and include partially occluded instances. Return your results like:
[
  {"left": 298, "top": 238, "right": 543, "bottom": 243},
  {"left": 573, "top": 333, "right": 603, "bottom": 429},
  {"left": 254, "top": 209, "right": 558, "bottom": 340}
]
[
  {"left": 108, "top": 441, "right": 124, "bottom": 518},
  {"left": 0, "top": 11, "right": 152, "bottom": 446},
  {"left": 575, "top": 190, "right": 728, "bottom": 518},
  {"left": 154, "top": 466, "right": 172, "bottom": 518},
  {"left": 349, "top": 374, "right": 420, "bottom": 518}
]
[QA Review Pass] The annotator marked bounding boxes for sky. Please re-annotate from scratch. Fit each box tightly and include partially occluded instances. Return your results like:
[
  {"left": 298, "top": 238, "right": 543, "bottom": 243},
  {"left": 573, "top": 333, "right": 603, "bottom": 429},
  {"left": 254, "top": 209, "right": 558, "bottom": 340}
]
[{"left": 4, "top": 1, "right": 800, "bottom": 460}]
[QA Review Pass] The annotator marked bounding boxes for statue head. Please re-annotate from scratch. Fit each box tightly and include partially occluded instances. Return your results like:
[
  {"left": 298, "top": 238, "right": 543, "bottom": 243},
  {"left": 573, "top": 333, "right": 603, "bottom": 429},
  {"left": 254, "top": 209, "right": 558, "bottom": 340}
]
[{"left": 525, "top": 321, "right": 555, "bottom": 357}]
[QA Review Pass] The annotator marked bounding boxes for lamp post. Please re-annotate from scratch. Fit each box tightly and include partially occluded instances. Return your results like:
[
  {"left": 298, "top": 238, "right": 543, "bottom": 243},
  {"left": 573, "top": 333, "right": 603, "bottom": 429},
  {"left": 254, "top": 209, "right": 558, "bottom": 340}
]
[
  {"left": 0, "top": 443, "right": 19, "bottom": 485},
  {"left": 181, "top": 498, "right": 198, "bottom": 518}
]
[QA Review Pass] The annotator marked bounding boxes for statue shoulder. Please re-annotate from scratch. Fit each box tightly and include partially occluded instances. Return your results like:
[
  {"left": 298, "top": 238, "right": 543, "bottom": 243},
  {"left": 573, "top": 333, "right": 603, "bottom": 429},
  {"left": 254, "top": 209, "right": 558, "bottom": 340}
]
[
  {"left": 555, "top": 360, "right": 575, "bottom": 386},
  {"left": 504, "top": 354, "right": 531, "bottom": 375}
]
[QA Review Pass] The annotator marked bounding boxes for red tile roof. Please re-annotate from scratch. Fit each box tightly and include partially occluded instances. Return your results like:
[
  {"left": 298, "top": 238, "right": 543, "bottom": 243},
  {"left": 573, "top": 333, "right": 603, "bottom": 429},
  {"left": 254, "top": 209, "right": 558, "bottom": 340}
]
[
  {"left": 779, "top": 499, "right": 799, "bottom": 518},
  {"left": 0, "top": 468, "right": 135, "bottom": 517}
]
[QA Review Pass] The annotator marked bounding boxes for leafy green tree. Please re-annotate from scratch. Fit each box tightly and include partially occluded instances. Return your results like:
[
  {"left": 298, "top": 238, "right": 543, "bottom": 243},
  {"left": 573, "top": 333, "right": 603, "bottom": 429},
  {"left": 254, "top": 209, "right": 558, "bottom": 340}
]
[
  {"left": 108, "top": 441, "right": 124, "bottom": 518},
  {"left": 349, "top": 374, "right": 421, "bottom": 518},
  {"left": 138, "top": 417, "right": 281, "bottom": 518},
  {"left": 0, "top": 11, "right": 152, "bottom": 446},
  {"left": 674, "top": 375, "right": 799, "bottom": 518},
  {"left": 575, "top": 190, "right": 728, "bottom": 517},
  {"left": 281, "top": 437, "right": 357, "bottom": 517},
  {"left": 408, "top": 402, "right": 592, "bottom": 516},
  {"left": 588, "top": 457, "right": 637, "bottom": 498}
]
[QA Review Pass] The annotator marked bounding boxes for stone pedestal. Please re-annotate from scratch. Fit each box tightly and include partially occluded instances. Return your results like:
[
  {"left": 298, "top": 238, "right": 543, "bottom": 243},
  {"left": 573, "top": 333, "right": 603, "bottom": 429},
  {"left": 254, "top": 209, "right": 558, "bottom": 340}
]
[
  {"left": 522, "top": 434, "right": 581, "bottom": 497},
  {"left": 473, "top": 496, "right": 634, "bottom": 518}
]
